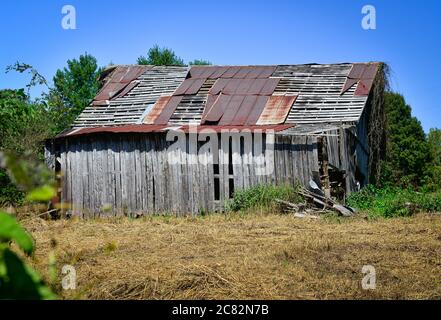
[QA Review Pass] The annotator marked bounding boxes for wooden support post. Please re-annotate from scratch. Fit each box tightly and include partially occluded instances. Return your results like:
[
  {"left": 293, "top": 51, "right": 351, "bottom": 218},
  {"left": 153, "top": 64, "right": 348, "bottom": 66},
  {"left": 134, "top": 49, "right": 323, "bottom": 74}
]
[{"left": 321, "top": 136, "right": 331, "bottom": 198}]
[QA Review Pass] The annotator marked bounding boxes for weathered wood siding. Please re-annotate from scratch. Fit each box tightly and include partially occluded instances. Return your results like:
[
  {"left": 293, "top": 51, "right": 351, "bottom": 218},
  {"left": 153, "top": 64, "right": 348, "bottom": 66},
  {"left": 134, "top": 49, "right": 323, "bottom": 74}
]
[
  {"left": 55, "top": 132, "right": 319, "bottom": 218},
  {"left": 323, "top": 127, "right": 365, "bottom": 194}
]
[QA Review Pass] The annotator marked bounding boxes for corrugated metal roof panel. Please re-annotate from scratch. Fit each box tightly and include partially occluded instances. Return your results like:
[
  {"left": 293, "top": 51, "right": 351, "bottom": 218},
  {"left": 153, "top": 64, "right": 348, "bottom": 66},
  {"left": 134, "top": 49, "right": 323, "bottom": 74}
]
[
  {"left": 221, "top": 66, "right": 241, "bottom": 78},
  {"left": 143, "top": 96, "right": 172, "bottom": 124},
  {"left": 218, "top": 95, "right": 246, "bottom": 125},
  {"left": 230, "top": 95, "right": 258, "bottom": 125},
  {"left": 355, "top": 79, "right": 374, "bottom": 96},
  {"left": 247, "top": 79, "right": 268, "bottom": 95},
  {"left": 115, "top": 81, "right": 139, "bottom": 99},
  {"left": 188, "top": 66, "right": 210, "bottom": 78},
  {"left": 257, "top": 66, "right": 276, "bottom": 78},
  {"left": 173, "top": 78, "right": 196, "bottom": 95},
  {"left": 185, "top": 78, "right": 206, "bottom": 95},
  {"left": 341, "top": 78, "right": 359, "bottom": 94},
  {"left": 347, "top": 63, "right": 365, "bottom": 79},
  {"left": 209, "top": 66, "right": 229, "bottom": 78},
  {"left": 154, "top": 96, "right": 184, "bottom": 124},
  {"left": 209, "top": 78, "right": 229, "bottom": 95},
  {"left": 180, "top": 124, "right": 295, "bottom": 133},
  {"left": 245, "top": 96, "right": 269, "bottom": 125},
  {"left": 92, "top": 65, "right": 150, "bottom": 105},
  {"left": 56, "top": 124, "right": 171, "bottom": 138},
  {"left": 257, "top": 95, "right": 297, "bottom": 125},
  {"left": 56, "top": 123, "right": 295, "bottom": 139},
  {"left": 361, "top": 63, "right": 378, "bottom": 79},
  {"left": 260, "top": 78, "right": 281, "bottom": 95},
  {"left": 201, "top": 94, "right": 219, "bottom": 121},
  {"left": 341, "top": 63, "right": 379, "bottom": 96},
  {"left": 202, "top": 94, "right": 231, "bottom": 123},
  {"left": 233, "top": 67, "right": 252, "bottom": 79}
]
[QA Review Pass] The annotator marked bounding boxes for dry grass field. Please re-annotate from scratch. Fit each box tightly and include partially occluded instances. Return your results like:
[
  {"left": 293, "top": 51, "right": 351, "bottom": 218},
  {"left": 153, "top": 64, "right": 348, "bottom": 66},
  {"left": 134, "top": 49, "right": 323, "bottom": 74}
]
[{"left": 22, "top": 211, "right": 441, "bottom": 300}]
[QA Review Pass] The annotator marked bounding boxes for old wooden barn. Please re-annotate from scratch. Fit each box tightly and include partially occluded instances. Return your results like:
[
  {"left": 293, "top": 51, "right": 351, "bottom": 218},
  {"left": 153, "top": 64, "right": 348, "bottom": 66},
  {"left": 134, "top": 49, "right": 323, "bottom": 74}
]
[{"left": 46, "top": 63, "right": 386, "bottom": 217}]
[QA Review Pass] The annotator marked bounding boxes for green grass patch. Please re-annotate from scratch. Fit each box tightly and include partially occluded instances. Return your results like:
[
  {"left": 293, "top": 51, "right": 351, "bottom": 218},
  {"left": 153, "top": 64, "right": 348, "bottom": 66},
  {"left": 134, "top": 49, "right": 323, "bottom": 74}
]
[
  {"left": 347, "top": 185, "right": 441, "bottom": 218},
  {"left": 226, "top": 184, "right": 303, "bottom": 212}
]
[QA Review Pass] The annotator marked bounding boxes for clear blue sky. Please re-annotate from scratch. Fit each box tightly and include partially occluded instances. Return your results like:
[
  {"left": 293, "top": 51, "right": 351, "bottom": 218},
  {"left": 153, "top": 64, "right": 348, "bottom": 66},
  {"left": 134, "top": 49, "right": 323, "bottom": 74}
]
[{"left": 1, "top": 0, "right": 440, "bottom": 132}]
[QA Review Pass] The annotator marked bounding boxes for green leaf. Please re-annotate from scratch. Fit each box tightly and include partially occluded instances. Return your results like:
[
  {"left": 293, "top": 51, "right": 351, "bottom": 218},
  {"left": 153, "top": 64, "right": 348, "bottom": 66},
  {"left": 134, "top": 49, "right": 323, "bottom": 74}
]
[
  {"left": 25, "top": 185, "right": 56, "bottom": 202},
  {"left": 0, "top": 248, "right": 57, "bottom": 300},
  {"left": 0, "top": 212, "right": 34, "bottom": 255}
]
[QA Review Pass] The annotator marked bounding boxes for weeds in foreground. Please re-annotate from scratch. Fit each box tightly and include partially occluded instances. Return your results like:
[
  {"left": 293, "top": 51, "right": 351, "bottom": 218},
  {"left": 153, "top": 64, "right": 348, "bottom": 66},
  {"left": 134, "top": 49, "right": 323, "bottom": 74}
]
[
  {"left": 226, "top": 184, "right": 304, "bottom": 212},
  {"left": 347, "top": 185, "right": 441, "bottom": 218}
]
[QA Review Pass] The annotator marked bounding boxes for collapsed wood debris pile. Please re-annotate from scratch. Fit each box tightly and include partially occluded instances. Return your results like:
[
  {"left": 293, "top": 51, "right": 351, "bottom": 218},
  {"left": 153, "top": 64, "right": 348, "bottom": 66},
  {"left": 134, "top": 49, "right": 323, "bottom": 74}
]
[{"left": 276, "top": 184, "right": 356, "bottom": 218}]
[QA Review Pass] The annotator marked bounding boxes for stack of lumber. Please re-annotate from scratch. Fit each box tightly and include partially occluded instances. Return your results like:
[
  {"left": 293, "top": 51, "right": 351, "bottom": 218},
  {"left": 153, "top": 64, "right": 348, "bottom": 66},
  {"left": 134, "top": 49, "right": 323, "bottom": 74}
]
[{"left": 276, "top": 186, "right": 355, "bottom": 218}]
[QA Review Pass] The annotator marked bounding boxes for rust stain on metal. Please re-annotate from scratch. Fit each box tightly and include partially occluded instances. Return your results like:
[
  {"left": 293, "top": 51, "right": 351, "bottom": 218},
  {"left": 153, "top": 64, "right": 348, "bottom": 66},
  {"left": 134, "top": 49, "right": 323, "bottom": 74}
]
[
  {"left": 247, "top": 79, "right": 268, "bottom": 95},
  {"left": 185, "top": 78, "right": 206, "bottom": 95},
  {"left": 55, "top": 123, "right": 295, "bottom": 139},
  {"left": 218, "top": 95, "right": 246, "bottom": 125},
  {"left": 233, "top": 67, "right": 253, "bottom": 79},
  {"left": 173, "top": 78, "right": 196, "bottom": 95},
  {"left": 260, "top": 78, "right": 281, "bottom": 95},
  {"left": 56, "top": 124, "right": 171, "bottom": 138},
  {"left": 245, "top": 95, "right": 270, "bottom": 125},
  {"left": 201, "top": 94, "right": 219, "bottom": 121},
  {"left": 257, "top": 95, "right": 297, "bottom": 125},
  {"left": 92, "top": 66, "right": 149, "bottom": 105},
  {"left": 209, "top": 66, "right": 230, "bottom": 78},
  {"left": 256, "top": 66, "right": 276, "bottom": 78},
  {"left": 180, "top": 124, "right": 295, "bottom": 133},
  {"left": 221, "top": 66, "right": 242, "bottom": 78},
  {"left": 340, "top": 78, "right": 359, "bottom": 95},
  {"left": 341, "top": 63, "right": 379, "bottom": 96},
  {"left": 188, "top": 66, "right": 210, "bottom": 79},
  {"left": 154, "top": 96, "right": 184, "bottom": 125},
  {"left": 143, "top": 96, "right": 172, "bottom": 124},
  {"left": 355, "top": 79, "right": 374, "bottom": 96},
  {"left": 230, "top": 95, "right": 258, "bottom": 125},
  {"left": 202, "top": 94, "right": 232, "bottom": 123},
  {"left": 115, "top": 81, "right": 139, "bottom": 99},
  {"left": 209, "top": 78, "right": 229, "bottom": 95}
]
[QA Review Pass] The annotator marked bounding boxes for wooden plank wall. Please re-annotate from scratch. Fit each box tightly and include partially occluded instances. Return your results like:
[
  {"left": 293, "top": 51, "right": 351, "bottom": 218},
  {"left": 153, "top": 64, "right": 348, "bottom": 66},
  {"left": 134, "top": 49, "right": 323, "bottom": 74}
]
[
  {"left": 57, "top": 133, "right": 319, "bottom": 218},
  {"left": 322, "top": 127, "right": 362, "bottom": 194},
  {"left": 274, "top": 135, "right": 319, "bottom": 187}
]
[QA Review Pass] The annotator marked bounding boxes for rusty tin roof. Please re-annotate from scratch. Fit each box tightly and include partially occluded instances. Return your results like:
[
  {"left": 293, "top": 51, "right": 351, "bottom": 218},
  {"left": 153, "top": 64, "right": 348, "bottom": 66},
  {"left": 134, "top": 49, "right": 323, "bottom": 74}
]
[{"left": 71, "top": 62, "right": 381, "bottom": 136}]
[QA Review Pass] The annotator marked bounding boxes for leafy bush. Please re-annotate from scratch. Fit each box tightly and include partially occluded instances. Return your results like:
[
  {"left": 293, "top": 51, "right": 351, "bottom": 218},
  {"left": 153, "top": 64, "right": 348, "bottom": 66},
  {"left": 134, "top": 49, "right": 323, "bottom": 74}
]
[
  {"left": 0, "top": 169, "right": 25, "bottom": 207},
  {"left": 347, "top": 185, "right": 441, "bottom": 218},
  {"left": 226, "top": 184, "right": 303, "bottom": 212},
  {"left": 0, "top": 153, "right": 58, "bottom": 299},
  {"left": 0, "top": 212, "right": 56, "bottom": 299}
]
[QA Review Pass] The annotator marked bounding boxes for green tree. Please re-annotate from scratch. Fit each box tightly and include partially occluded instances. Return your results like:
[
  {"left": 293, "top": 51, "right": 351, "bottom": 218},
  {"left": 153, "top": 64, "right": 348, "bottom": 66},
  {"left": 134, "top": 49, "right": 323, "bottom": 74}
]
[
  {"left": 427, "top": 128, "right": 441, "bottom": 188},
  {"left": 0, "top": 89, "right": 51, "bottom": 156},
  {"left": 189, "top": 59, "right": 212, "bottom": 66},
  {"left": 47, "top": 53, "right": 103, "bottom": 133},
  {"left": 0, "top": 89, "right": 53, "bottom": 206},
  {"left": 137, "top": 45, "right": 185, "bottom": 66},
  {"left": 380, "top": 92, "right": 430, "bottom": 187}
]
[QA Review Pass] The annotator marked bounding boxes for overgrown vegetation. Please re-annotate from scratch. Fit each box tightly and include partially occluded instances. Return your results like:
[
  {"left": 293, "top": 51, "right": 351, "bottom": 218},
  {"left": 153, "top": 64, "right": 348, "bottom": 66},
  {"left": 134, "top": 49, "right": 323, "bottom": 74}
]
[
  {"left": 226, "top": 184, "right": 303, "bottom": 212},
  {"left": 0, "top": 211, "right": 56, "bottom": 299},
  {"left": 0, "top": 153, "right": 57, "bottom": 299},
  {"left": 347, "top": 185, "right": 441, "bottom": 218},
  {"left": 380, "top": 92, "right": 432, "bottom": 188}
]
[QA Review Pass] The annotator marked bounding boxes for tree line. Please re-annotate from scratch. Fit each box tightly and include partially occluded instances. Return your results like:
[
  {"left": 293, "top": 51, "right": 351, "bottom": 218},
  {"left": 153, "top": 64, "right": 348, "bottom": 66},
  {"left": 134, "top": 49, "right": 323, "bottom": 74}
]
[{"left": 0, "top": 46, "right": 440, "bottom": 206}]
